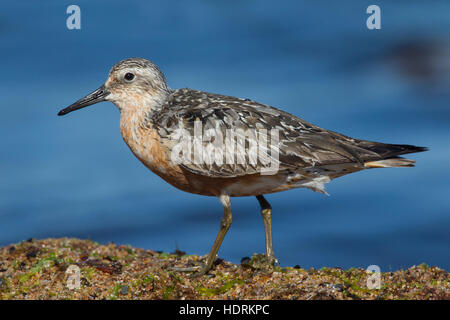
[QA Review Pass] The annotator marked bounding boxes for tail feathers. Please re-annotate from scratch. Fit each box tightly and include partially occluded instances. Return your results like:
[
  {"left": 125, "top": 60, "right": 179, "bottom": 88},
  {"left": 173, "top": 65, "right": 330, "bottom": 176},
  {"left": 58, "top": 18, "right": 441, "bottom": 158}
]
[
  {"left": 367, "top": 143, "right": 428, "bottom": 159},
  {"left": 364, "top": 157, "right": 416, "bottom": 168}
]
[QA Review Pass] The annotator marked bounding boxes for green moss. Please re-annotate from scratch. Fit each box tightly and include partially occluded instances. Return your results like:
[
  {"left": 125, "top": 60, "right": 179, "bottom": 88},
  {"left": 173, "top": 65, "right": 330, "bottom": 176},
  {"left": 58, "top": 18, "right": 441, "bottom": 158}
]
[
  {"left": 142, "top": 274, "right": 155, "bottom": 286},
  {"left": 125, "top": 246, "right": 135, "bottom": 255},
  {"left": 162, "top": 286, "right": 174, "bottom": 299},
  {"left": 65, "top": 257, "right": 75, "bottom": 264},
  {"left": 321, "top": 267, "right": 378, "bottom": 295},
  {"left": 84, "top": 267, "right": 96, "bottom": 280},
  {"left": 196, "top": 278, "right": 244, "bottom": 297},
  {"left": 158, "top": 252, "right": 171, "bottom": 259},
  {"left": 168, "top": 272, "right": 184, "bottom": 284},
  {"left": 109, "top": 284, "right": 122, "bottom": 300},
  {"left": 109, "top": 283, "right": 129, "bottom": 299},
  {"left": 89, "top": 251, "right": 101, "bottom": 258},
  {"left": 19, "top": 252, "right": 59, "bottom": 284}
]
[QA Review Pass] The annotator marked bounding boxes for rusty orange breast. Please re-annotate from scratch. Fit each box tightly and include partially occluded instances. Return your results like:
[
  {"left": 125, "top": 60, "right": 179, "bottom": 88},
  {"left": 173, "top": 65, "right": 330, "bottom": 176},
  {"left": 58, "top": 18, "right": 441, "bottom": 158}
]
[{"left": 120, "top": 118, "right": 194, "bottom": 191}]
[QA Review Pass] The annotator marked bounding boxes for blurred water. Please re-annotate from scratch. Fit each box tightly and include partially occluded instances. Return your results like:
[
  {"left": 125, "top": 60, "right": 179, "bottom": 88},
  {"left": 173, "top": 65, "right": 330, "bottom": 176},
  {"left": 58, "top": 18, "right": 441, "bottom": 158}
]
[{"left": 0, "top": 1, "right": 449, "bottom": 271}]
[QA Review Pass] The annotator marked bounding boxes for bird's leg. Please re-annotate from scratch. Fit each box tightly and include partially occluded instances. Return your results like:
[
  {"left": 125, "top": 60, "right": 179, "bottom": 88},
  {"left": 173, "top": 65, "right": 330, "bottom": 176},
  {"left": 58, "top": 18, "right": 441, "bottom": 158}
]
[
  {"left": 171, "top": 195, "right": 232, "bottom": 277},
  {"left": 196, "top": 195, "right": 232, "bottom": 276},
  {"left": 256, "top": 195, "right": 278, "bottom": 266}
]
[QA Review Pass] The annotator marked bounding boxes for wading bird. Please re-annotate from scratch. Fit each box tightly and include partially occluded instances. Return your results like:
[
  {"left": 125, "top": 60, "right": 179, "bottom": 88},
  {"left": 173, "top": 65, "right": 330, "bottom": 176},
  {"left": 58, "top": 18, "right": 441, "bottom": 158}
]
[{"left": 58, "top": 58, "right": 427, "bottom": 275}]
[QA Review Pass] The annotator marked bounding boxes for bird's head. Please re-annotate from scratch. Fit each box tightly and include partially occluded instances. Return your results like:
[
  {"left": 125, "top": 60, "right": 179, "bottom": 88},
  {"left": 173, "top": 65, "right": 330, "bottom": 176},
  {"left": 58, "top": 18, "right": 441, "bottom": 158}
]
[{"left": 58, "top": 58, "right": 170, "bottom": 116}]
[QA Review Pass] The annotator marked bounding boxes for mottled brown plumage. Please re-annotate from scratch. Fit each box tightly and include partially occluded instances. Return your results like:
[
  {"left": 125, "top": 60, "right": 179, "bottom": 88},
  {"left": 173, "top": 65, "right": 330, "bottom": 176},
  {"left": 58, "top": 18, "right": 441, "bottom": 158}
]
[
  {"left": 151, "top": 88, "right": 426, "bottom": 181},
  {"left": 58, "top": 58, "right": 427, "bottom": 276}
]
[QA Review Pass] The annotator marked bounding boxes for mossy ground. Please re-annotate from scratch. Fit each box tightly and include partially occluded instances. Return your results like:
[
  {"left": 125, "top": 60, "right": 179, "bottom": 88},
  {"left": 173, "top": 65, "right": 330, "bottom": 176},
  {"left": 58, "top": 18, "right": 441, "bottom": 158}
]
[{"left": 0, "top": 238, "right": 448, "bottom": 300}]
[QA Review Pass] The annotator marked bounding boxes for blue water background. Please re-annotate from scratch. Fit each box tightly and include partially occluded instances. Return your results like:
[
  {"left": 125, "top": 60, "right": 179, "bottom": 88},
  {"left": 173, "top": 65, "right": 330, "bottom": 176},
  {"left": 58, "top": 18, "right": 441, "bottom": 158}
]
[{"left": 1, "top": 1, "right": 449, "bottom": 271}]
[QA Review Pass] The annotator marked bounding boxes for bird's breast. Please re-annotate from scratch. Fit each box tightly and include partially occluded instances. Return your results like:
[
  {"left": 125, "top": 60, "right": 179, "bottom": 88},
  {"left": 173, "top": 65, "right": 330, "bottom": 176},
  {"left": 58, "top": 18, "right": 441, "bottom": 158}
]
[{"left": 119, "top": 114, "right": 193, "bottom": 192}]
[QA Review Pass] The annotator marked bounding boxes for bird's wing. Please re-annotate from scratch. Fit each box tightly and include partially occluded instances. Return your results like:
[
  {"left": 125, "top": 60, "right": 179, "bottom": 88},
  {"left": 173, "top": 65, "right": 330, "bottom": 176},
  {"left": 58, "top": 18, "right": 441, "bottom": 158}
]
[{"left": 150, "top": 89, "right": 388, "bottom": 178}]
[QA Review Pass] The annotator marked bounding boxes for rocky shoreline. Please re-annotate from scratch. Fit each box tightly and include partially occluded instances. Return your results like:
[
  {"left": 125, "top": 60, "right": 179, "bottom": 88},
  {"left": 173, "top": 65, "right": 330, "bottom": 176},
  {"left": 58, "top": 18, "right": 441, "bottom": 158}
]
[{"left": 0, "top": 238, "right": 448, "bottom": 300}]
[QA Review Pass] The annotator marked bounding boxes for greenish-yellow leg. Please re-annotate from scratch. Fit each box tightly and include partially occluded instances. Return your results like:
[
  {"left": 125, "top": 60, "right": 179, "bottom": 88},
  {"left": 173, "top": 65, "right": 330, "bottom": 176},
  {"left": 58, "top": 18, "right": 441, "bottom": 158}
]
[
  {"left": 256, "top": 195, "right": 278, "bottom": 265},
  {"left": 171, "top": 195, "right": 232, "bottom": 276}
]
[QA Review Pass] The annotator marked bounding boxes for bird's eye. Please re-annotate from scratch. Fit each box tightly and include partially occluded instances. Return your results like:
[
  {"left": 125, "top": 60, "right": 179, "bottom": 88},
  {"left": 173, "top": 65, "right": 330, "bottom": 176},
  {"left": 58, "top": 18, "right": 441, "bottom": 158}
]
[{"left": 124, "top": 73, "right": 135, "bottom": 82}]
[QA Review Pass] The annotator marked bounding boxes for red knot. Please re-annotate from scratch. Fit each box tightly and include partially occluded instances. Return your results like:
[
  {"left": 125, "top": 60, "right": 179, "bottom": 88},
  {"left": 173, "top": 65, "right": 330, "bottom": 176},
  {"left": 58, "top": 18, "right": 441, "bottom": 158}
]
[{"left": 58, "top": 58, "right": 427, "bottom": 276}]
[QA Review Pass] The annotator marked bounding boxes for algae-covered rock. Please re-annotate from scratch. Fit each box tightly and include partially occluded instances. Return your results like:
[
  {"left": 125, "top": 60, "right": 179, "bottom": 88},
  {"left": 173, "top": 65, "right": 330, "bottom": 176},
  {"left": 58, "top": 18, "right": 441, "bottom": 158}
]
[{"left": 0, "top": 238, "right": 448, "bottom": 300}]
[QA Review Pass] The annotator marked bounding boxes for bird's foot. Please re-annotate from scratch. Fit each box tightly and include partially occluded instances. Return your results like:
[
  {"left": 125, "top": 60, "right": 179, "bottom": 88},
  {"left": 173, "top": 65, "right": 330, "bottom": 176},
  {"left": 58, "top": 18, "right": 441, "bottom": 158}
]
[
  {"left": 168, "top": 266, "right": 201, "bottom": 272},
  {"left": 169, "top": 261, "right": 213, "bottom": 278},
  {"left": 188, "top": 264, "right": 212, "bottom": 278},
  {"left": 241, "top": 253, "right": 279, "bottom": 272}
]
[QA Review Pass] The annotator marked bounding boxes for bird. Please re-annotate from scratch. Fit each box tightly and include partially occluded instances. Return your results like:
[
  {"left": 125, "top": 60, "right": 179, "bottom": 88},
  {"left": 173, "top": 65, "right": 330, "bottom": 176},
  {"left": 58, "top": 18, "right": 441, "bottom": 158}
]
[{"left": 58, "top": 57, "right": 427, "bottom": 276}]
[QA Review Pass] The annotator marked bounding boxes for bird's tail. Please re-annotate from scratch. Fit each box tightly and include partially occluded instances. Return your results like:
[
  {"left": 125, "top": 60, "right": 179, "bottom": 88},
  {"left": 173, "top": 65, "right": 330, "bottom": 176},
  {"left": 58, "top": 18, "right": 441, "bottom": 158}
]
[{"left": 363, "top": 143, "right": 428, "bottom": 168}]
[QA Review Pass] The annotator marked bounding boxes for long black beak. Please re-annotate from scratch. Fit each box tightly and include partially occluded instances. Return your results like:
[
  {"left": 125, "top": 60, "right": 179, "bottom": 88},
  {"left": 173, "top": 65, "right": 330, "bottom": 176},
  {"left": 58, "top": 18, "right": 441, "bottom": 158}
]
[{"left": 58, "top": 85, "right": 110, "bottom": 116}]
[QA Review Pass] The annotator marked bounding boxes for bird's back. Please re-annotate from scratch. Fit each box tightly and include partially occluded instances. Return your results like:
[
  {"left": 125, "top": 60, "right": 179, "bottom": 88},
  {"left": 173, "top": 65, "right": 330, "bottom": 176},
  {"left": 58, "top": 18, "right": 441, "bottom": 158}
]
[{"left": 152, "top": 89, "right": 424, "bottom": 168}]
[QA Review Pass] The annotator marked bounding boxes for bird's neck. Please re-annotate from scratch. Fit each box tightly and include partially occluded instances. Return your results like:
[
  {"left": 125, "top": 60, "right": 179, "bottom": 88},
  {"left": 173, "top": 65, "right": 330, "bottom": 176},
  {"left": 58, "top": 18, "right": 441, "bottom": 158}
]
[
  {"left": 118, "top": 88, "right": 170, "bottom": 127},
  {"left": 119, "top": 106, "right": 154, "bottom": 162},
  {"left": 118, "top": 90, "right": 171, "bottom": 158}
]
